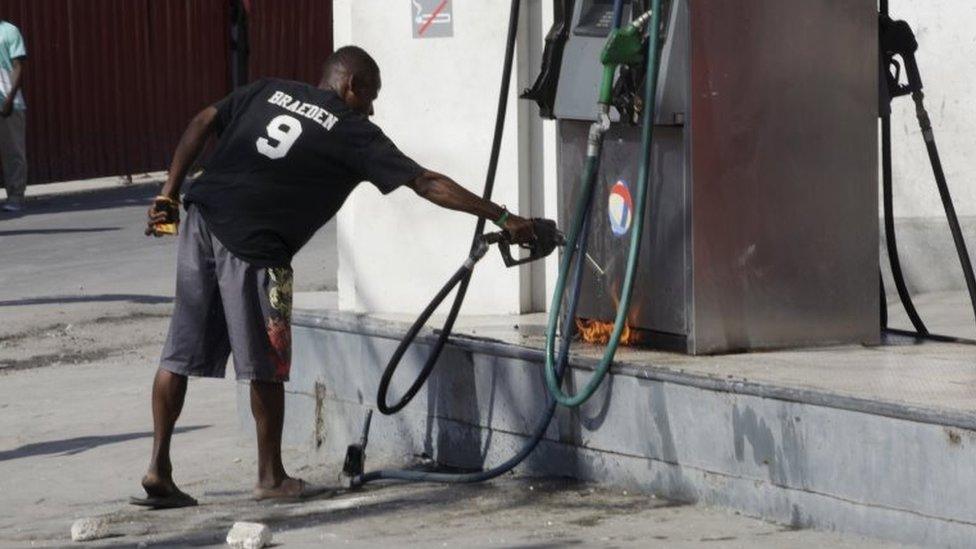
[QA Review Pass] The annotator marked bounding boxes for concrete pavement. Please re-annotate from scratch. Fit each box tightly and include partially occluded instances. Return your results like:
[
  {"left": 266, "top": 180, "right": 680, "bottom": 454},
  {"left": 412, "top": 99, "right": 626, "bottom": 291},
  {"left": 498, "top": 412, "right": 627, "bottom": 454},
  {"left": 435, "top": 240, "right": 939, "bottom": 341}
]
[
  {"left": 0, "top": 333, "right": 906, "bottom": 547},
  {"left": 0, "top": 183, "right": 337, "bottom": 339},
  {"left": 0, "top": 187, "right": 911, "bottom": 547}
]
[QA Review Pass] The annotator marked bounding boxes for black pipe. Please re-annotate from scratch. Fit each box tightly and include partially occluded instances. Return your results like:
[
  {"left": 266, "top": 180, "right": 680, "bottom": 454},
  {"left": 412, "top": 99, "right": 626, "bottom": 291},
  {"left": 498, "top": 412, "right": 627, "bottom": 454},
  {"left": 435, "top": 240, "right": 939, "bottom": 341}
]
[
  {"left": 879, "top": 270, "right": 888, "bottom": 329},
  {"left": 357, "top": 222, "right": 591, "bottom": 485},
  {"left": 885, "top": 327, "right": 976, "bottom": 346},
  {"left": 881, "top": 110, "right": 928, "bottom": 334},
  {"left": 908, "top": 86, "right": 976, "bottom": 329},
  {"left": 376, "top": 0, "right": 522, "bottom": 416},
  {"left": 879, "top": 12, "right": 976, "bottom": 339}
]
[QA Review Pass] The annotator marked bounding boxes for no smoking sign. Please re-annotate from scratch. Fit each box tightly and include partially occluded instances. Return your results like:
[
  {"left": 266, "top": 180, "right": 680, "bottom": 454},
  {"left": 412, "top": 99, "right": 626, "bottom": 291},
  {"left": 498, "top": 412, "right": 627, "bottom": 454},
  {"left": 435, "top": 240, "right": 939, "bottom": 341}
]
[{"left": 412, "top": 0, "right": 453, "bottom": 38}]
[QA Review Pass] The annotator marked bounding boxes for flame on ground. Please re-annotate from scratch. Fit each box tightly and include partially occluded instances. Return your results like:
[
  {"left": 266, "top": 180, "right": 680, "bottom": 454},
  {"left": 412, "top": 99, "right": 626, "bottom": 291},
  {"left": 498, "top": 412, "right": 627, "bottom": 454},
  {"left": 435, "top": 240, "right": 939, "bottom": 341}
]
[{"left": 575, "top": 317, "right": 640, "bottom": 346}]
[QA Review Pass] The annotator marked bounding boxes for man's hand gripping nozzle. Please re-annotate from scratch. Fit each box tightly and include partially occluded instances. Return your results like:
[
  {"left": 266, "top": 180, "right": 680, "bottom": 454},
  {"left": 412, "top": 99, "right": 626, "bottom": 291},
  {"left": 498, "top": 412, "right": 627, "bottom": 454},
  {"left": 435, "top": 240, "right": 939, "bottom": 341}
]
[{"left": 484, "top": 218, "right": 566, "bottom": 268}]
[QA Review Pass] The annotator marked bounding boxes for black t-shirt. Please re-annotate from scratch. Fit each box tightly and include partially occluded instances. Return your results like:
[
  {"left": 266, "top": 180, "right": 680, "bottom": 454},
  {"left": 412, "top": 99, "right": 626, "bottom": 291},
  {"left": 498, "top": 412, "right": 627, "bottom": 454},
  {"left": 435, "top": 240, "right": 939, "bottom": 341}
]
[{"left": 185, "top": 78, "right": 425, "bottom": 267}]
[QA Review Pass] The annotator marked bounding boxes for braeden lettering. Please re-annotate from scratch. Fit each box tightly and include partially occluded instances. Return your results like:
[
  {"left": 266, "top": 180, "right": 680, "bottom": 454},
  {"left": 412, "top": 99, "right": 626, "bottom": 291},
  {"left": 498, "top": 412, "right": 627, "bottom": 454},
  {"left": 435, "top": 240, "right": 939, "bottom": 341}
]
[{"left": 266, "top": 91, "right": 339, "bottom": 131}]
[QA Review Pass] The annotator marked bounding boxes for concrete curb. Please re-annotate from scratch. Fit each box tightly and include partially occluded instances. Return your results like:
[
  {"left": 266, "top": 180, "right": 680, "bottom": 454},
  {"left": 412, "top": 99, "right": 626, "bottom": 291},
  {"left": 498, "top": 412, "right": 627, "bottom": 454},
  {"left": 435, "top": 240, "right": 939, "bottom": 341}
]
[
  {"left": 292, "top": 309, "right": 976, "bottom": 432},
  {"left": 281, "top": 314, "right": 976, "bottom": 547}
]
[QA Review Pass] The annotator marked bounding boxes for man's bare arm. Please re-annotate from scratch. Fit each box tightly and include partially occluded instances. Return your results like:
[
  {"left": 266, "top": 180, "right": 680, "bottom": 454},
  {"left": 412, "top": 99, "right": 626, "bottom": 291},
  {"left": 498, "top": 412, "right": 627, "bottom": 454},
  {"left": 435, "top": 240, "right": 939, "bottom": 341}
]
[
  {"left": 145, "top": 106, "right": 219, "bottom": 235},
  {"left": 407, "top": 171, "right": 536, "bottom": 243},
  {"left": 1, "top": 58, "right": 24, "bottom": 117},
  {"left": 158, "top": 106, "right": 219, "bottom": 199}
]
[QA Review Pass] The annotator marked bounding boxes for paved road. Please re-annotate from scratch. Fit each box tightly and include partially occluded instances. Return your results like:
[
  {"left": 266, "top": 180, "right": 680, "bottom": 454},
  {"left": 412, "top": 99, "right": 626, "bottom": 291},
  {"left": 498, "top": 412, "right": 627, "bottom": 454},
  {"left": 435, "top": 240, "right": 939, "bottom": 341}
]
[
  {"left": 0, "top": 188, "right": 908, "bottom": 547},
  {"left": 0, "top": 185, "right": 337, "bottom": 339}
]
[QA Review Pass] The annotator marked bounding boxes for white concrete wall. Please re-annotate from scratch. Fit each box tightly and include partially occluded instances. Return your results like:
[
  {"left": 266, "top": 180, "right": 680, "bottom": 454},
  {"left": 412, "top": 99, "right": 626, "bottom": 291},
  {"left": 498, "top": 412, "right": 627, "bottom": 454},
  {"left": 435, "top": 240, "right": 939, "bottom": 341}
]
[
  {"left": 888, "top": 1, "right": 976, "bottom": 218},
  {"left": 330, "top": 1, "right": 976, "bottom": 312},
  {"left": 334, "top": 0, "right": 556, "bottom": 315}
]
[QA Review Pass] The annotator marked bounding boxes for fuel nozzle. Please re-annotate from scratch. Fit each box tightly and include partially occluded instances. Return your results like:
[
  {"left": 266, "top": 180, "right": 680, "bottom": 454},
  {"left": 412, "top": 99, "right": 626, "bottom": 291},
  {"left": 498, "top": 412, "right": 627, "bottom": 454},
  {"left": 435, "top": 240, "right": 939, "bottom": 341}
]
[
  {"left": 601, "top": 9, "right": 654, "bottom": 67},
  {"left": 603, "top": 9, "right": 657, "bottom": 124},
  {"left": 880, "top": 15, "right": 922, "bottom": 99},
  {"left": 342, "top": 409, "right": 373, "bottom": 488},
  {"left": 485, "top": 218, "right": 565, "bottom": 268}
]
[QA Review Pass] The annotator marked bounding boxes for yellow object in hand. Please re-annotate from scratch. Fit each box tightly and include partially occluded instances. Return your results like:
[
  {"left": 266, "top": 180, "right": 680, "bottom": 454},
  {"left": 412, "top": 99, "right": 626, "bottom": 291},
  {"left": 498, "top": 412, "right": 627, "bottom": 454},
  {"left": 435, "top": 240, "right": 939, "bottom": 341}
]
[{"left": 152, "top": 196, "right": 180, "bottom": 236}]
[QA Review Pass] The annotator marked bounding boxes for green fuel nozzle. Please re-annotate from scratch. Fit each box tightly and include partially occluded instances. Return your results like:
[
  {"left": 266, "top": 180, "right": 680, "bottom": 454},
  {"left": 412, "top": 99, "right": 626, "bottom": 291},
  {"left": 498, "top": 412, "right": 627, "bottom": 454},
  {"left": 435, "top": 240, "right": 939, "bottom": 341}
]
[{"left": 597, "top": 9, "right": 654, "bottom": 105}]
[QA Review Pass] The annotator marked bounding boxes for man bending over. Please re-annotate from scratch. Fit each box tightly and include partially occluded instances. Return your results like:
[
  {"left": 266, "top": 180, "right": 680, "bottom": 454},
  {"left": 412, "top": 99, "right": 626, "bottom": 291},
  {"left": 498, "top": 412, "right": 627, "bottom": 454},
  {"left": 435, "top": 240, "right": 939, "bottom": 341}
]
[{"left": 135, "top": 46, "right": 537, "bottom": 507}]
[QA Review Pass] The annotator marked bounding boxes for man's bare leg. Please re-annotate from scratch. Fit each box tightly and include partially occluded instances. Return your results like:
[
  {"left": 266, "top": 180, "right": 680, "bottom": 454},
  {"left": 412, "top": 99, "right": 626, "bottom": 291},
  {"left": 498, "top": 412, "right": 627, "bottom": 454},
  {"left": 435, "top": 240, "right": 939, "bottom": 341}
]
[
  {"left": 141, "top": 368, "right": 194, "bottom": 500},
  {"left": 251, "top": 380, "right": 304, "bottom": 498}
]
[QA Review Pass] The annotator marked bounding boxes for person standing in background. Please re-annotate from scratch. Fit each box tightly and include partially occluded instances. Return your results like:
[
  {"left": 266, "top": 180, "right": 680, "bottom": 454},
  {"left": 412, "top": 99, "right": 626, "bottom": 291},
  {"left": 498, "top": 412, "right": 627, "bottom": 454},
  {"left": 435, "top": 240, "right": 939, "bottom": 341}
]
[{"left": 0, "top": 19, "right": 26, "bottom": 212}]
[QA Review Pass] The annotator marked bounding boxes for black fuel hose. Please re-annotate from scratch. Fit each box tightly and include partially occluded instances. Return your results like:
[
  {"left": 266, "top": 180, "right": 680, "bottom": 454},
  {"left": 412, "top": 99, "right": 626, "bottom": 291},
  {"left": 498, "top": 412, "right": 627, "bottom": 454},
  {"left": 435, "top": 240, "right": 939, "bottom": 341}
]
[
  {"left": 880, "top": 3, "right": 976, "bottom": 340},
  {"left": 356, "top": 224, "right": 590, "bottom": 485},
  {"left": 376, "top": 0, "right": 522, "bottom": 416},
  {"left": 912, "top": 90, "right": 976, "bottom": 332},
  {"left": 881, "top": 111, "right": 928, "bottom": 335},
  {"left": 878, "top": 0, "right": 927, "bottom": 334},
  {"left": 357, "top": 0, "right": 624, "bottom": 485},
  {"left": 375, "top": 259, "right": 473, "bottom": 416}
]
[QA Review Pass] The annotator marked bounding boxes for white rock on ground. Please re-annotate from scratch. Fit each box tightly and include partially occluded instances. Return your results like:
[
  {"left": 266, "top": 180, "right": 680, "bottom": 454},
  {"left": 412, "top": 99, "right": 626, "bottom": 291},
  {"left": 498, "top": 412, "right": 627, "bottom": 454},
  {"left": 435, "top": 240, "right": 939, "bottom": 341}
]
[
  {"left": 226, "top": 521, "right": 273, "bottom": 549},
  {"left": 70, "top": 517, "right": 108, "bottom": 542}
]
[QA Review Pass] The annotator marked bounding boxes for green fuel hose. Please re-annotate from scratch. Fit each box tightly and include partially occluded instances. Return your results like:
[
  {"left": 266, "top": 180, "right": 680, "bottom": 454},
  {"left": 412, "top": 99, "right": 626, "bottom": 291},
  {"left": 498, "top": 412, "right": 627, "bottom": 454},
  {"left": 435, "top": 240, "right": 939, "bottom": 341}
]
[
  {"left": 544, "top": 0, "right": 663, "bottom": 408},
  {"left": 352, "top": 0, "right": 658, "bottom": 487}
]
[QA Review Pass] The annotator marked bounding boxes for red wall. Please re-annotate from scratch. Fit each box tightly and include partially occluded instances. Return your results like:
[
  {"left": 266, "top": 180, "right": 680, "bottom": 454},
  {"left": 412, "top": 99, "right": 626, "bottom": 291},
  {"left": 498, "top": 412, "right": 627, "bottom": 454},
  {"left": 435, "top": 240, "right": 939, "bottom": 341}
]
[
  {"left": 246, "top": 0, "right": 334, "bottom": 85},
  {"left": 0, "top": 0, "right": 229, "bottom": 183},
  {"left": 0, "top": 0, "right": 333, "bottom": 184}
]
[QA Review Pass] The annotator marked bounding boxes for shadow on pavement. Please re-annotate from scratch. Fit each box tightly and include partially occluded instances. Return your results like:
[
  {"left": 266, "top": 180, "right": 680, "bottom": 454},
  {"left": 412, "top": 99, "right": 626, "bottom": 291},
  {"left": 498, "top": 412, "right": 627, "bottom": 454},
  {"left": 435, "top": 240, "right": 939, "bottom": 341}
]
[
  {"left": 0, "top": 294, "right": 173, "bottom": 307},
  {"left": 88, "top": 478, "right": 686, "bottom": 548},
  {"left": 0, "top": 227, "right": 121, "bottom": 236},
  {"left": 0, "top": 425, "right": 209, "bottom": 462}
]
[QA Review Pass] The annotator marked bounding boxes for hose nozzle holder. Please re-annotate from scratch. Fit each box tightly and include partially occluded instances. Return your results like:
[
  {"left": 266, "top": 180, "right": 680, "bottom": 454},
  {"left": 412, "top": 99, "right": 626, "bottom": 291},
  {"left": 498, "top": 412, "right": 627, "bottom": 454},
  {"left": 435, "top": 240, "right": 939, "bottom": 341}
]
[{"left": 342, "top": 409, "right": 373, "bottom": 488}]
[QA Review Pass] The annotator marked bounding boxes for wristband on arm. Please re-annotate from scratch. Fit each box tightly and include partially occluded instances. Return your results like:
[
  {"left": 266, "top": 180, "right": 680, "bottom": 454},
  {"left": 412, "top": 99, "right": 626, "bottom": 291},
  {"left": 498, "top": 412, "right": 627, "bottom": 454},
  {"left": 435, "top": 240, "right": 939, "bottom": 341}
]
[{"left": 493, "top": 206, "right": 510, "bottom": 229}]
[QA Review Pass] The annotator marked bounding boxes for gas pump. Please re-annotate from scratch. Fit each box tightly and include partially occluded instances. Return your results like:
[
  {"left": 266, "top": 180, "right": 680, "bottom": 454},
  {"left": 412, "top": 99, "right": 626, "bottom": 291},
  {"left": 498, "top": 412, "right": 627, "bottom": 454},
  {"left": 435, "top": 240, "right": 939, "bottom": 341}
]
[
  {"left": 541, "top": 0, "right": 880, "bottom": 355},
  {"left": 343, "top": 0, "right": 884, "bottom": 487}
]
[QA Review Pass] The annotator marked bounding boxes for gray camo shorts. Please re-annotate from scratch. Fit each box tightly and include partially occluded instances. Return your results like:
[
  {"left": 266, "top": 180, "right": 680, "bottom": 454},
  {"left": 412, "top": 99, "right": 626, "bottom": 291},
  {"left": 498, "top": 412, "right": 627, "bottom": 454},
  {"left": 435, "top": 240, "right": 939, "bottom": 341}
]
[{"left": 159, "top": 205, "right": 293, "bottom": 382}]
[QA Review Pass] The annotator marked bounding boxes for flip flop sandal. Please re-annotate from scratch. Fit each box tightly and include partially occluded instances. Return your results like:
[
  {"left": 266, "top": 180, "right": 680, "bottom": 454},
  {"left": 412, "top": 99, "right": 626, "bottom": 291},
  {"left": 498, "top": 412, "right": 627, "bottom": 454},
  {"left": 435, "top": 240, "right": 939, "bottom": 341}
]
[{"left": 129, "top": 491, "right": 198, "bottom": 509}]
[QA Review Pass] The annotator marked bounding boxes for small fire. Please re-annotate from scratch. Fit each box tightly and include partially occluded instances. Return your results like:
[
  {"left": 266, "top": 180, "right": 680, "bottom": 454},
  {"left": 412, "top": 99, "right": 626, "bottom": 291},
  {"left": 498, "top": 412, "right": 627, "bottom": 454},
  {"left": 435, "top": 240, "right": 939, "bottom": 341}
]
[{"left": 575, "top": 317, "right": 640, "bottom": 346}]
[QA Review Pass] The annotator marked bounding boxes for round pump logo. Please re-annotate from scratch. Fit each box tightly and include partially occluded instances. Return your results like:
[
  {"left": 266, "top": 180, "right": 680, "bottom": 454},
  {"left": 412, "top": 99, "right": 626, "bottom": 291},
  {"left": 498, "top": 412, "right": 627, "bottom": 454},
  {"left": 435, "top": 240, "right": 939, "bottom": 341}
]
[{"left": 608, "top": 180, "right": 634, "bottom": 237}]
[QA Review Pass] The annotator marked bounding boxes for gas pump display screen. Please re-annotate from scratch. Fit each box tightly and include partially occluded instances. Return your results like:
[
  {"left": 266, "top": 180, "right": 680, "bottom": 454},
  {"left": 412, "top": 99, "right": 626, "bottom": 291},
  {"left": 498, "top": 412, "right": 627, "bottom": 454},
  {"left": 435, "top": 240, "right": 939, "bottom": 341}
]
[{"left": 575, "top": 0, "right": 630, "bottom": 37}]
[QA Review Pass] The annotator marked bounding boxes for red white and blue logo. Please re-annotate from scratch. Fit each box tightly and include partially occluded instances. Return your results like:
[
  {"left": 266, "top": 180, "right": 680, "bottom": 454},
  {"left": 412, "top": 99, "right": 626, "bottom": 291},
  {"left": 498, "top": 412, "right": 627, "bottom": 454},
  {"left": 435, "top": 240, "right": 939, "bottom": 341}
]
[{"left": 608, "top": 180, "right": 633, "bottom": 237}]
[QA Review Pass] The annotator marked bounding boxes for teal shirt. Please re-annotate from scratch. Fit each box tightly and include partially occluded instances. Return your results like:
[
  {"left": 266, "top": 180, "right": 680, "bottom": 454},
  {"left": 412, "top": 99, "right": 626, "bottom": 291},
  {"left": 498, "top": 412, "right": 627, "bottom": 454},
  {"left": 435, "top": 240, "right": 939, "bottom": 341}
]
[{"left": 0, "top": 21, "right": 26, "bottom": 110}]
